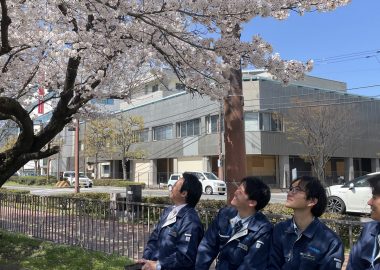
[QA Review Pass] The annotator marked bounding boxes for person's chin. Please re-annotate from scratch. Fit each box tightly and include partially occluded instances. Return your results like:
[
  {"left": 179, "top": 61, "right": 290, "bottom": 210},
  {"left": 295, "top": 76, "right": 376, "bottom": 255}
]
[
  {"left": 285, "top": 201, "right": 292, "bottom": 208},
  {"left": 371, "top": 211, "right": 380, "bottom": 221}
]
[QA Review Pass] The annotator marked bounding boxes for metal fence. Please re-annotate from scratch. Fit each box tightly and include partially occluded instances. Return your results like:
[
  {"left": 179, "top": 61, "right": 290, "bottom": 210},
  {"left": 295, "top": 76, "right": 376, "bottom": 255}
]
[{"left": 0, "top": 192, "right": 365, "bottom": 260}]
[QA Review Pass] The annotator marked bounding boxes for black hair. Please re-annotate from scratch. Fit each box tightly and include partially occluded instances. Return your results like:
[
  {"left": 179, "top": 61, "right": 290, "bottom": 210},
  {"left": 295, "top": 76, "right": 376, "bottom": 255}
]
[
  {"left": 180, "top": 173, "right": 203, "bottom": 207},
  {"left": 368, "top": 174, "right": 380, "bottom": 195},
  {"left": 240, "top": 176, "right": 271, "bottom": 211},
  {"left": 292, "top": 176, "right": 327, "bottom": 217}
]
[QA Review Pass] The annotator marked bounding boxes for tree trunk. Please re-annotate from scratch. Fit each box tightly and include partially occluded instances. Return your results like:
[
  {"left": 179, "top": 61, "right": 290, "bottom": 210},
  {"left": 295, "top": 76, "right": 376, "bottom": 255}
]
[
  {"left": 223, "top": 68, "right": 247, "bottom": 204},
  {"left": 222, "top": 23, "right": 247, "bottom": 204},
  {"left": 0, "top": 58, "right": 80, "bottom": 186},
  {"left": 94, "top": 154, "right": 99, "bottom": 180},
  {"left": 122, "top": 156, "right": 128, "bottom": 180}
]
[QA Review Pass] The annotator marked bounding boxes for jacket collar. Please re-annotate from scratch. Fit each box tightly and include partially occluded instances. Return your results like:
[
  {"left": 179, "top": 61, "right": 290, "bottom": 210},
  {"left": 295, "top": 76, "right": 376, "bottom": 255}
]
[
  {"left": 369, "top": 222, "right": 380, "bottom": 237},
  {"left": 247, "top": 211, "right": 269, "bottom": 232},
  {"left": 173, "top": 204, "right": 192, "bottom": 218},
  {"left": 161, "top": 204, "right": 192, "bottom": 228},
  {"left": 285, "top": 217, "right": 320, "bottom": 239}
]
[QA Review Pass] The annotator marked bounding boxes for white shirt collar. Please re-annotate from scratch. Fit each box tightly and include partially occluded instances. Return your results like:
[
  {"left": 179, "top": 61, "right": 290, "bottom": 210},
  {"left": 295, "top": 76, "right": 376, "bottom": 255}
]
[
  {"left": 231, "top": 214, "right": 254, "bottom": 229},
  {"left": 172, "top": 203, "right": 187, "bottom": 213}
]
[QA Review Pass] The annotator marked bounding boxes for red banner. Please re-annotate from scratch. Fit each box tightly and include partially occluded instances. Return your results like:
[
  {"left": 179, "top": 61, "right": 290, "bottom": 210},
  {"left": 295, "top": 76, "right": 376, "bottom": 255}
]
[{"left": 37, "top": 87, "right": 45, "bottom": 114}]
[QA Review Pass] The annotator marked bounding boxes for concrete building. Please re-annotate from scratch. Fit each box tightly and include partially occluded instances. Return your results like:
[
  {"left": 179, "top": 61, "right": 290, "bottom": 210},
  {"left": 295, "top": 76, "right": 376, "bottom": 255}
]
[{"left": 55, "top": 71, "right": 380, "bottom": 187}]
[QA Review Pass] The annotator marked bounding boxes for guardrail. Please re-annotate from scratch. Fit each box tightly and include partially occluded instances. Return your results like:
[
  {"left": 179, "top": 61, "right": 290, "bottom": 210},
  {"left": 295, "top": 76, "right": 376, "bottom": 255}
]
[{"left": 0, "top": 192, "right": 365, "bottom": 260}]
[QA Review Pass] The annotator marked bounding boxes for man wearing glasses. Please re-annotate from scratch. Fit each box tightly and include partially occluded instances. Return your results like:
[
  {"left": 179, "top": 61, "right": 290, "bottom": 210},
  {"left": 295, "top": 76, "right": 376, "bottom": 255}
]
[
  {"left": 196, "top": 176, "right": 272, "bottom": 270},
  {"left": 347, "top": 174, "right": 380, "bottom": 269},
  {"left": 268, "top": 176, "right": 344, "bottom": 270}
]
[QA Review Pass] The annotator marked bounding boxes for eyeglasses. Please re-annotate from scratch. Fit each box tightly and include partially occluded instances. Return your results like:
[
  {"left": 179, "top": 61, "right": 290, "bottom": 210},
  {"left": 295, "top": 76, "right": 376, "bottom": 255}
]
[{"left": 288, "top": 186, "right": 305, "bottom": 194}]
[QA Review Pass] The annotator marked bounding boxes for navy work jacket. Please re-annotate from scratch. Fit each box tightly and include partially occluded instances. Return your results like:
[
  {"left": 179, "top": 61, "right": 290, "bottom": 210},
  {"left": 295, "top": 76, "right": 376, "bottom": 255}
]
[
  {"left": 347, "top": 221, "right": 380, "bottom": 270},
  {"left": 268, "top": 217, "right": 344, "bottom": 270},
  {"left": 195, "top": 207, "right": 272, "bottom": 270},
  {"left": 142, "top": 205, "right": 204, "bottom": 270}
]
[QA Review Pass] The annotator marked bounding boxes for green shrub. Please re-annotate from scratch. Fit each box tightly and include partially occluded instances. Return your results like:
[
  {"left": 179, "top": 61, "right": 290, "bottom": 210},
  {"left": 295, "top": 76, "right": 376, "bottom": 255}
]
[
  {"left": 93, "top": 179, "right": 146, "bottom": 188},
  {"left": 263, "top": 203, "right": 293, "bottom": 216},
  {"left": 143, "top": 196, "right": 171, "bottom": 205},
  {"left": 197, "top": 200, "right": 226, "bottom": 212},
  {"left": 9, "top": 176, "right": 57, "bottom": 186},
  {"left": 0, "top": 188, "right": 30, "bottom": 195},
  {"left": 52, "top": 193, "right": 112, "bottom": 218}
]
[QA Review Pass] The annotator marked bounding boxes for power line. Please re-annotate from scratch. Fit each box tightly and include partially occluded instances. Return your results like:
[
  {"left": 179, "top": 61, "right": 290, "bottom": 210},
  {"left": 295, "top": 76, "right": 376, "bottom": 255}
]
[{"left": 310, "top": 49, "right": 380, "bottom": 64}]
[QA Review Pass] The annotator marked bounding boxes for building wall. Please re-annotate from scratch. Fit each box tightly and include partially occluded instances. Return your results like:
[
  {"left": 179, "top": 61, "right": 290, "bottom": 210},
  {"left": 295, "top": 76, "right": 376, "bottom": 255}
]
[
  {"left": 57, "top": 72, "right": 380, "bottom": 187},
  {"left": 177, "top": 157, "right": 204, "bottom": 173},
  {"left": 133, "top": 160, "right": 152, "bottom": 184},
  {"left": 257, "top": 79, "right": 380, "bottom": 158},
  {"left": 246, "top": 155, "right": 277, "bottom": 186}
]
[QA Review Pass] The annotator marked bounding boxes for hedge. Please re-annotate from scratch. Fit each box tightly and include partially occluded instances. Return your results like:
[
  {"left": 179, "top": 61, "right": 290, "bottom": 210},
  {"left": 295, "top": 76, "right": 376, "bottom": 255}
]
[
  {"left": 0, "top": 188, "right": 31, "bottom": 195},
  {"left": 8, "top": 176, "right": 57, "bottom": 186},
  {"left": 93, "top": 179, "right": 146, "bottom": 188}
]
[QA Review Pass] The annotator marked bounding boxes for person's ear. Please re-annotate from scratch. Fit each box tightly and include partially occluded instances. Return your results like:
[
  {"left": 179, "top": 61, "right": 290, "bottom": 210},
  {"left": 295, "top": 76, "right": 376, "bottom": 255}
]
[
  {"left": 248, "top": 200, "right": 257, "bottom": 209},
  {"left": 180, "top": 190, "right": 188, "bottom": 199},
  {"left": 307, "top": 198, "right": 318, "bottom": 207}
]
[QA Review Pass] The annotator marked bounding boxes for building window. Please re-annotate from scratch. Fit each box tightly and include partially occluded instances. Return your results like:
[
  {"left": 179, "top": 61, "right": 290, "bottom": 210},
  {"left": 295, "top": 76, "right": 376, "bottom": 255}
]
[
  {"left": 175, "top": 83, "right": 185, "bottom": 91},
  {"left": 245, "top": 112, "right": 259, "bottom": 131},
  {"left": 134, "top": 128, "right": 149, "bottom": 142},
  {"left": 153, "top": 124, "right": 173, "bottom": 141},
  {"left": 245, "top": 111, "right": 282, "bottom": 132},
  {"left": 206, "top": 115, "right": 223, "bottom": 134},
  {"left": 177, "top": 119, "right": 200, "bottom": 137},
  {"left": 270, "top": 113, "right": 282, "bottom": 132},
  {"left": 91, "top": 99, "right": 114, "bottom": 105},
  {"left": 259, "top": 112, "right": 271, "bottom": 131},
  {"left": 101, "top": 163, "right": 110, "bottom": 177},
  {"left": 152, "top": 84, "right": 159, "bottom": 92},
  {"left": 259, "top": 112, "right": 283, "bottom": 132}
]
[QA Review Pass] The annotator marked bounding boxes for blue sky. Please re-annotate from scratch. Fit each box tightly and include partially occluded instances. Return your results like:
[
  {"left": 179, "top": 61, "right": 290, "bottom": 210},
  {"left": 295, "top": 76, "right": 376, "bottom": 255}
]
[{"left": 241, "top": 0, "right": 380, "bottom": 97}]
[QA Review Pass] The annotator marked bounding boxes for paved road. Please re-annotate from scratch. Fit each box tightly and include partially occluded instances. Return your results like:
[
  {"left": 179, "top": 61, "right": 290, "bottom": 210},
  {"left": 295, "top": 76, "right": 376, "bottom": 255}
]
[{"left": 2, "top": 185, "right": 288, "bottom": 204}]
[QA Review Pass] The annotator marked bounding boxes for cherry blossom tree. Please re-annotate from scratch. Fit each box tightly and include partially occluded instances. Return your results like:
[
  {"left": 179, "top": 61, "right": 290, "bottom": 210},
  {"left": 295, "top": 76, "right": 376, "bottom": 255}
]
[{"left": 0, "top": 0, "right": 350, "bottom": 186}]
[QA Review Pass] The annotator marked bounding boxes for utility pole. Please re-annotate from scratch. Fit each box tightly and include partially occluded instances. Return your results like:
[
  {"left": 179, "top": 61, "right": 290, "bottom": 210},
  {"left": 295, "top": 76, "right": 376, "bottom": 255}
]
[
  {"left": 56, "top": 136, "right": 61, "bottom": 181},
  {"left": 74, "top": 118, "right": 80, "bottom": 193},
  {"left": 218, "top": 101, "right": 224, "bottom": 181}
]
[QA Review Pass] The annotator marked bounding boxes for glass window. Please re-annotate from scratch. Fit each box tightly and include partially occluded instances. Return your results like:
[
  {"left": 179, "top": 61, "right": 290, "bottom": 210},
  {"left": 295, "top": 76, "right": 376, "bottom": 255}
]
[
  {"left": 204, "top": 172, "right": 218, "bottom": 180},
  {"left": 177, "top": 119, "right": 200, "bottom": 137},
  {"left": 175, "top": 83, "right": 185, "bottom": 91},
  {"left": 206, "top": 115, "right": 223, "bottom": 134},
  {"left": 132, "top": 129, "right": 149, "bottom": 142},
  {"left": 270, "top": 113, "right": 283, "bottom": 131},
  {"left": 153, "top": 124, "right": 173, "bottom": 141},
  {"left": 258, "top": 112, "right": 283, "bottom": 131},
  {"left": 102, "top": 164, "right": 110, "bottom": 174},
  {"left": 343, "top": 175, "right": 370, "bottom": 188},
  {"left": 259, "top": 112, "right": 271, "bottom": 131},
  {"left": 138, "top": 129, "right": 149, "bottom": 142},
  {"left": 152, "top": 84, "right": 159, "bottom": 92},
  {"left": 245, "top": 112, "right": 259, "bottom": 131}
]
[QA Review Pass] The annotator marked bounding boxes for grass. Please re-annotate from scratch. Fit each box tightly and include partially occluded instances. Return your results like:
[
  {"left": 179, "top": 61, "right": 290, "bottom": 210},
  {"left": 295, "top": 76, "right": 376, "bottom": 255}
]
[{"left": 0, "top": 230, "right": 133, "bottom": 270}]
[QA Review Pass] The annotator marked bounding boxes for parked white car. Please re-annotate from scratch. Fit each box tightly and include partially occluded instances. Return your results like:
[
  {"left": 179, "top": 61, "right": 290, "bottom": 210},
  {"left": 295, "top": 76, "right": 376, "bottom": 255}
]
[
  {"left": 326, "top": 172, "right": 380, "bottom": 214},
  {"left": 62, "top": 171, "right": 93, "bottom": 188},
  {"left": 167, "top": 171, "right": 226, "bottom": 195}
]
